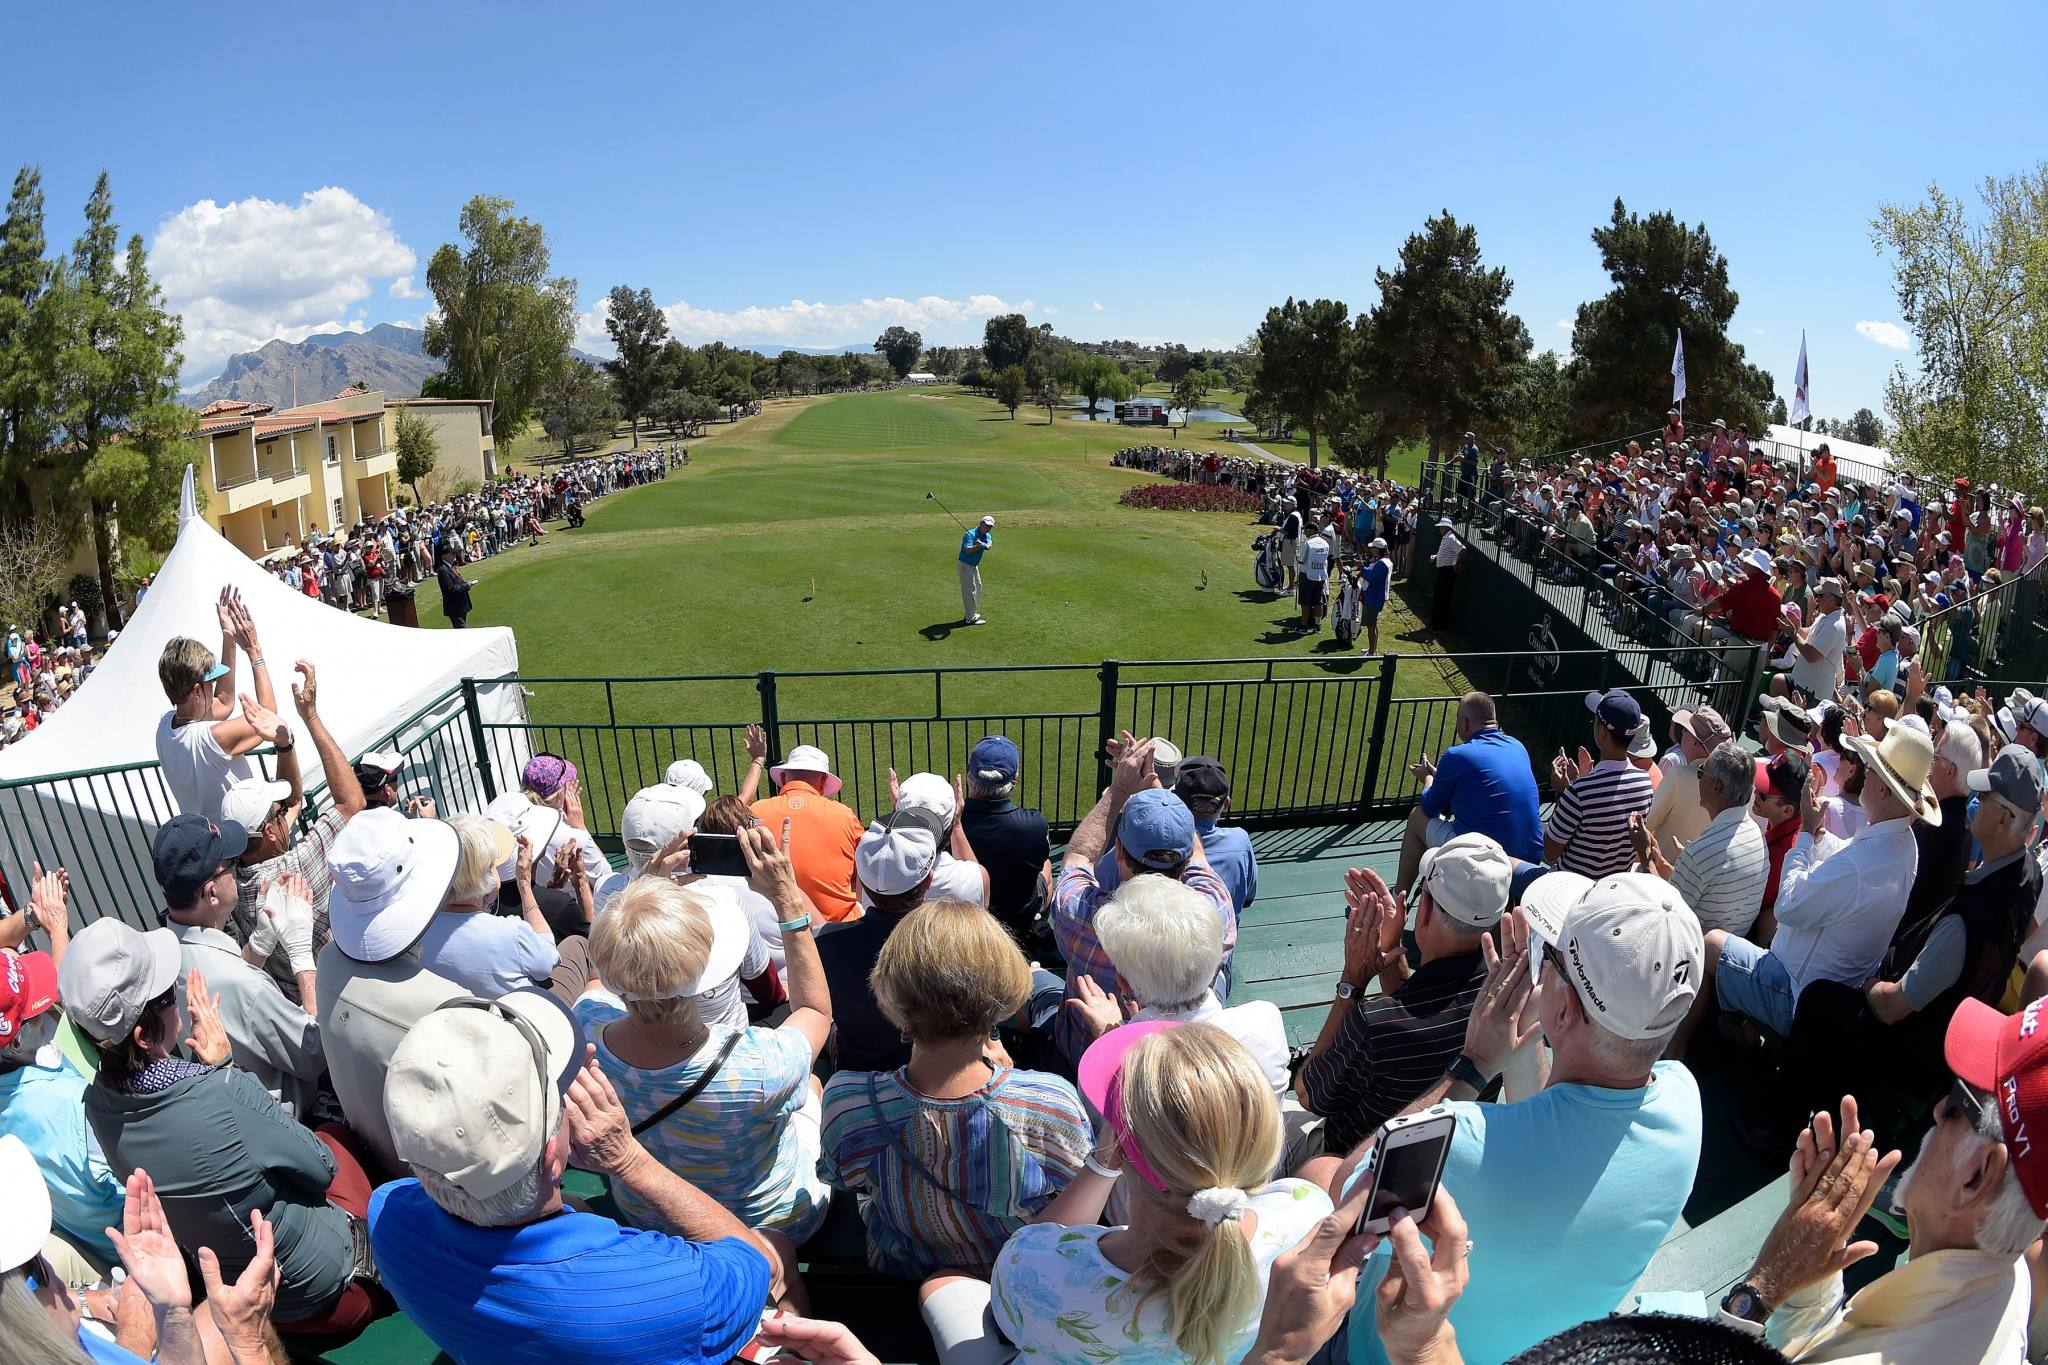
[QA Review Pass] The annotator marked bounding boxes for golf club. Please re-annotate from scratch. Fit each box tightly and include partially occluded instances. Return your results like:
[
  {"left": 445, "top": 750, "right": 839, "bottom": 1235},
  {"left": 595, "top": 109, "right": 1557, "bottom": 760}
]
[{"left": 925, "top": 490, "right": 968, "bottom": 532}]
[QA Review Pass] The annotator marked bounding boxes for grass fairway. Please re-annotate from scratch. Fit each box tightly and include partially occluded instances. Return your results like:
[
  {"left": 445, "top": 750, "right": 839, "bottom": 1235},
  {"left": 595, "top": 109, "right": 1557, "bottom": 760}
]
[{"left": 421, "top": 388, "right": 1463, "bottom": 822}]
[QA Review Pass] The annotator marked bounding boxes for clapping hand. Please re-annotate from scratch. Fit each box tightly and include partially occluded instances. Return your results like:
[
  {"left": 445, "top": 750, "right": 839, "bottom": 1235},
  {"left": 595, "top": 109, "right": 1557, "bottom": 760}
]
[
  {"left": 197, "top": 1209, "right": 278, "bottom": 1359},
  {"left": 1340, "top": 867, "right": 1404, "bottom": 990},
  {"left": 1550, "top": 747, "right": 1576, "bottom": 792},
  {"left": 289, "top": 660, "right": 318, "bottom": 716},
  {"left": 182, "top": 969, "right": 231, "bottom": 1066},
  {"left": 743, "top": 723, "right": 769, "bottom": 762},
  {"left": 28, "top": 861, "right": 69, "bottom": 943},
  {"left": 1741, "top": 1093, "right": 1900, "bottom": 1314},
  {"left": 887, "top": 766, "right": 901, "bottom": 805},
  {"left": 1064, "top": 973, "right": 1131, "bottom": 1041},
  {"left": 1462, "top": 910, "right": 1541, "bottom": 1078},
  {"left": 1107, "top": 730, "right": 1158, "bottom": 797},
  {"left": 1799, "top": 760, "right": 1829, "bottom": 836},
  {"left": 106, "top": 1168, "right": 191, "bottom": 1313}
]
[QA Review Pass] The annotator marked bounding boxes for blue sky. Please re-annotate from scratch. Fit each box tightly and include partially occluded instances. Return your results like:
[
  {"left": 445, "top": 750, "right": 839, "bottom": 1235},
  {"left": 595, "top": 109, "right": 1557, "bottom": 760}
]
[{"left": 4, "top": 1, "right": 2040, "bottom": 419}]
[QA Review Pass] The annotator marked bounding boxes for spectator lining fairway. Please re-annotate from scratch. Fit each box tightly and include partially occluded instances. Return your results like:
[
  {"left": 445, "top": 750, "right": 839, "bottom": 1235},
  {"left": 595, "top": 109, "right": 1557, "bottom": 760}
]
[{"left": 431, "top": 389, "right": 1465, "bottom": 787}]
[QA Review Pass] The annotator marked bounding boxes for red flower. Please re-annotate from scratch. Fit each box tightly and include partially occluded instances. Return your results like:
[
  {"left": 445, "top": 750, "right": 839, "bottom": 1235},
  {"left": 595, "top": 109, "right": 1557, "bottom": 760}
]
[{"left": 1117, "top": 484, "right": 1262, "bottom": 514}]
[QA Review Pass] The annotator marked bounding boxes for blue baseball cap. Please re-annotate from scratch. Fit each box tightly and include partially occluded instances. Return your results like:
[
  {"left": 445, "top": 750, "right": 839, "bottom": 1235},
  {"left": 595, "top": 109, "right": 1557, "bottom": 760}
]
[
  {"left": 1584, "top": 689, "right": 1643, "bottom": 737},
  {"left": 970, "top": 735, "right": 1020, "bottom": 782},
  {"left": 151, "top": 813, "right": 249, "bottom": 902},
  {"left": 1116, "top": 789, "right": 1196, "bottom": 870}
]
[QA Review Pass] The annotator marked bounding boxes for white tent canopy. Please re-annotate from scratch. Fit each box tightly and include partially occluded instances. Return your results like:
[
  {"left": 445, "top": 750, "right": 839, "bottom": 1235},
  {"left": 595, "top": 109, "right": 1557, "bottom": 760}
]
[{"left": 0, "top": 470, "right": 524, "bottom": 925}]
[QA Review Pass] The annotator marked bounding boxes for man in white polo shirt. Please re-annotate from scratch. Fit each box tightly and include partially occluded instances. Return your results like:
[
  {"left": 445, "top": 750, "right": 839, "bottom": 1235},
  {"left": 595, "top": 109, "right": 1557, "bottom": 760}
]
[
  {"left": 1774, "top": 575, "right": 1848, "bottom": 705},
  {"left": 1297, "top": 524, "right": 1332, "bottom": 631}
]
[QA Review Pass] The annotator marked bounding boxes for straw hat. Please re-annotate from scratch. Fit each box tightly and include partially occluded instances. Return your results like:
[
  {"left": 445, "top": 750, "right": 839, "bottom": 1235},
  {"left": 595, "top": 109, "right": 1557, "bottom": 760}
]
[{"left": 1844, "top": 723, "right": 1943, "bottom": 825}]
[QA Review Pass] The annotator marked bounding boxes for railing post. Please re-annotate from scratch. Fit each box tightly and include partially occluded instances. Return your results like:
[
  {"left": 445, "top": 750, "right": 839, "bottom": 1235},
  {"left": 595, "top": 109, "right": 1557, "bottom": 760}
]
[
  {"left": 1095, "top": 660, "right": 1121, "bottom": 794},
  {"left": 1360, "top": 652, "right": 1399, "bottom": 813},
  {"left": 757, "top": 670, "right": 782, "bottom": 791},
  {"left": 460, "top": 677, "right": 497, "bottom": 803}
]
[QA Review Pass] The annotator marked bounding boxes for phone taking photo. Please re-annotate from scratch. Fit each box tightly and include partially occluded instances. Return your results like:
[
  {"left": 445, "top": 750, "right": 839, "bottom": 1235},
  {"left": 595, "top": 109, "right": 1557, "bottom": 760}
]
[
  {"left": 1354, "top": 1105, "right": 1455, "bottom": 1236},
  {"left": 686, "top": 832, "right": 749, "bottom": 879}
]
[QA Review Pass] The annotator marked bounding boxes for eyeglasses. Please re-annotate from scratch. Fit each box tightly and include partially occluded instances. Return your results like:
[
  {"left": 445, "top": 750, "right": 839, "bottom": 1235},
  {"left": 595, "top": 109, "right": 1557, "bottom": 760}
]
[
  {"left": 1948, "top": 1077, "right": 1990, "bottom": 1130},
  {"left": 1541, "top": 942, "right": 1569, "bottom": 982}
]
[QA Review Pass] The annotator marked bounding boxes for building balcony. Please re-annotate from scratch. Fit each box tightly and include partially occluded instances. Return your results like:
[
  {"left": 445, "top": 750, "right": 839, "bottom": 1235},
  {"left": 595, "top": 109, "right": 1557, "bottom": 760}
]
[
  {"left": 355, "top": 448, "right": 397, "bottom": 478},
  {"left": 219, "top": 466, "right": 311, "bottom": 514}
]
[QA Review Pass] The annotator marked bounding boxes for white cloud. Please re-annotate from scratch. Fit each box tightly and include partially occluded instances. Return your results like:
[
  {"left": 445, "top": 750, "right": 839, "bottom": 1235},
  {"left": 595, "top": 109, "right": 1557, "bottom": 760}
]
[
  {"left": 1554, "top": 318, "right": 1571, "bottom": 330},
  {"left": 153, "top": 187, "right": 418, "bottom": 386},
  {"left": 1042, "top": 304, "right": 1058, "bottom": 316},
  {"left": 1750, "top": 326, "right": 1768, "bottom": 336},
  {"left": 574, "top": 291, "right": 1040, "bottom": 357},
  {"left": 1092, "top": 301, "right": 1104, "bottom": 312},
  {"left": 1856, "top": 319, "right": 1911, "bottom": 351},
  {"left": 388, "top": 275, "right": 422, "bottom": 300}
]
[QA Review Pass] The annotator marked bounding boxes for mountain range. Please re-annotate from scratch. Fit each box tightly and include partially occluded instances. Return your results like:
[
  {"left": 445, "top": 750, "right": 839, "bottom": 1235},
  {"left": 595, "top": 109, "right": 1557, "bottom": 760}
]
[{"left": 185, "top": 325, "right": 607, "bottom": 409}]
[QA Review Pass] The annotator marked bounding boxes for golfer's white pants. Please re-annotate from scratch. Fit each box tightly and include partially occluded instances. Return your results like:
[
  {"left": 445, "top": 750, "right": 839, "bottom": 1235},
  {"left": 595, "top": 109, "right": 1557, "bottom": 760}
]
[{"left": 958, "top": 561, "right": 982, "bottom": 620}]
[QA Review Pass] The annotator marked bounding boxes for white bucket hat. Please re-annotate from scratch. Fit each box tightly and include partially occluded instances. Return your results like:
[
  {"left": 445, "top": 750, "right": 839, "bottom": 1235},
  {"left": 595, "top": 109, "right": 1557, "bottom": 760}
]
[
  {"left": 0, "top": 1134, "right": 51, "bottom": 1272},
  {"left": 325, "top": 807, "right": 461, "bottom": 961},
  {"left": 771, "top": 744, "right": 842, "bottom": 799}
]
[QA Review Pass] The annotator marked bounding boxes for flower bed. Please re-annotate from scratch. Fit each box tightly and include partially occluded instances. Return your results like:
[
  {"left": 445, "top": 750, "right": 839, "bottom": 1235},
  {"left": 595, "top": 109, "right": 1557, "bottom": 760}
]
[{"left": 1117, "top": 483, "right": 1262, "bottom": 514}]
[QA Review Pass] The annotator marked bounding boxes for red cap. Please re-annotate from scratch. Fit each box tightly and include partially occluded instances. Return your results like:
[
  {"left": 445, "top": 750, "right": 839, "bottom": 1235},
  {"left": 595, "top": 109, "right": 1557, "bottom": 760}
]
[
  {"left": 1946, "top": 998, "right": 2048, "bottom": 1217},
  {"left": 0, "top": 949, "right": 57, "bottom": 1043}
]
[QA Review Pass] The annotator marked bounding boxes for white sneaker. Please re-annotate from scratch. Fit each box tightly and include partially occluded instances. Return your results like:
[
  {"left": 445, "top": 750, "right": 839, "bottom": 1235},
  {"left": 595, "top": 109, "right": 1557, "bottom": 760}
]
[{"left": 969, "top": 616, "right": 987, "bottom": 625}]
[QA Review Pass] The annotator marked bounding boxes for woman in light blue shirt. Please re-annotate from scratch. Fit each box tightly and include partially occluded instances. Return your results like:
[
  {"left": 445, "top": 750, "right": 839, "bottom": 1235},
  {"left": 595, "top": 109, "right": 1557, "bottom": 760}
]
[{"left": 416, "top": 815, "right": 576, "bottom": 1002}]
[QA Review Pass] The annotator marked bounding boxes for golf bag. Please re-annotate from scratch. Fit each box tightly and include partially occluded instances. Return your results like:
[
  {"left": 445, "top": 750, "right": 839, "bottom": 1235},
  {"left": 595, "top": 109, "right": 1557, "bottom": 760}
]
[
  {"left": 1253, "top": 531, "right": 1284, "bottom": 589},
  {"left": 1332, "top": 567, "right": 1365, "bottom": 646}
]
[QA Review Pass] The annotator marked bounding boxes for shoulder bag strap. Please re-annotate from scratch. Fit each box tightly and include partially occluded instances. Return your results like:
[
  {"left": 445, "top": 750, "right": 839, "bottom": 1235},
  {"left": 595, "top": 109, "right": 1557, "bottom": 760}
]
[
  {"left": 630, "top": 1029, "right": 743, "bottom": 1136},
  {"left": 863, "top": 1072, "right": 987, "bottom": 1210}
]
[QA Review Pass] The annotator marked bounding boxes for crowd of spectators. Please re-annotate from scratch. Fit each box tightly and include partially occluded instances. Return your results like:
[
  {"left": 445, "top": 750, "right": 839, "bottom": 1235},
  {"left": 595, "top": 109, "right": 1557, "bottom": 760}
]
[
  {"left": 2, "top": 622, "right": 101, "bottom": 749},
  {"left": 12, "top": 410, "right": 2048, "bottom": 1362}
]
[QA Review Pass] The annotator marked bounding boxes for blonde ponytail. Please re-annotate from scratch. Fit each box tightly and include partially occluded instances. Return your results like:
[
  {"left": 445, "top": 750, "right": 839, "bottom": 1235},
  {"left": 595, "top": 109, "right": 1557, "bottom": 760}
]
[{"left": 1114, "top": 1022, "right": 1282, "bottom": 1365}]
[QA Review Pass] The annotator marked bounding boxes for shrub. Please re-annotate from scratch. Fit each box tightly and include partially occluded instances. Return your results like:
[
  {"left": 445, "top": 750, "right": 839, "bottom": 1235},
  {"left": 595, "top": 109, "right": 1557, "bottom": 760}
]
[{"left": 1117, "top": 483, "right": 1262, "bottom": 514}]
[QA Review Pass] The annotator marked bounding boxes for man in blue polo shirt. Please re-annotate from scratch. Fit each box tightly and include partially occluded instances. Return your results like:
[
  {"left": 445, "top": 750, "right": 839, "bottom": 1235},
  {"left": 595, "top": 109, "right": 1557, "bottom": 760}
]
[
  {"left": 1396, "top": 690, "right": 1543, "bottom": 893},
  {"left": 1360, "top": 537, "right": 1392, "bottom": 655},
  {"left": 957, "top": 514, "right": 994, "bottom": 625},
  {"left": 369, "top": 990, "right": 791, "bottom": 1365}
]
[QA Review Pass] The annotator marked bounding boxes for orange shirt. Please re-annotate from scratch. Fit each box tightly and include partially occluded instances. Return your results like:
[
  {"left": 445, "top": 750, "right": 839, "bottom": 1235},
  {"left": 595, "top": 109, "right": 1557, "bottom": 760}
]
[
  {"left": 1813, "top": 454, "right": 1837, "bottom": 491},
  {"left": 752, "top": 780, "right": 864, "bottom": 921}
]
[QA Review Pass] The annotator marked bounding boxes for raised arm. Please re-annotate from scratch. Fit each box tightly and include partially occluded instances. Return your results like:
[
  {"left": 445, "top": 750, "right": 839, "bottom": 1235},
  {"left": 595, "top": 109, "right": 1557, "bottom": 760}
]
[
  {"left": 1064, "top": 732, "right": 1155, "bottom": 870},
  {"left": 739, "top": 724, "right": 770, "bottom": 804},
  {"left": 209, "top": 593, "right": 280, "bottom": 759},
  {"left": 741, "top": 819, "right": 830, "bottom": 1057},
  {"left": 291, "top": 662, "right": 363, "bottom": 819}
]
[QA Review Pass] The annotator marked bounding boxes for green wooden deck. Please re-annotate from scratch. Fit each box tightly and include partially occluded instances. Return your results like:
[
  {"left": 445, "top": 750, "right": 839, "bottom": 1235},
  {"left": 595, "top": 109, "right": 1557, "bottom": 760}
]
[{"left": 295, "top": 819, "right": 1883, "bottom": 1363}]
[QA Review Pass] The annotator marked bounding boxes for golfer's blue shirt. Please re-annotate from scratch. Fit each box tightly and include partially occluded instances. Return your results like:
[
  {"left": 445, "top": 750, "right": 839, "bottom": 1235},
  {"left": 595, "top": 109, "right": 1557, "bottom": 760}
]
[{"left": 959, "top": 529, "right": 993, "bottom": 564}]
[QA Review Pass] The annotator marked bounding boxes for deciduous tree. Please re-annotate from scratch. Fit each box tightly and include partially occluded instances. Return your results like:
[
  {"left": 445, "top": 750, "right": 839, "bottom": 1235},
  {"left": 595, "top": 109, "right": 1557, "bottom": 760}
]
[
  {"left": 539, "top": 358, "right": 614, "bottom": 454},
  {"left": 602, "top": 285, "right": 669, "bottom": 447},
  {"left": 874, "top": 325, "right": 923, "bottom": 379},
  {"left": 392, "top": 408, "right": 440, "bottom": 504},
  {"left": 1170, "top": 368, "right": 1212, "bottom": 433},
  {"left": 422, "top": 195, "right": 576, "bottom": 449},
  {"left": 0, "top": 511, "right": 68, "bottom": 641},
  {"left": 1062, "top": 352, "right": 1133, "bottom": 419},
  {"left": 983, "top": 313, "right": 1034, "bottom": 372},
  {"left": 994, "top": 364, "right": 1027, "bottom": 418}
]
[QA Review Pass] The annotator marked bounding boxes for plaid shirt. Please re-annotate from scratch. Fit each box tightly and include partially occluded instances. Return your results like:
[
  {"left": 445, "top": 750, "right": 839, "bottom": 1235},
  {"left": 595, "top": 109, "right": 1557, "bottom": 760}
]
[
  {"left": 231, "top": 805, "right": 344, "bottom": 1000},
  {"left": 1052, "top": 859, "right": 1234, "bottom": 1067}
]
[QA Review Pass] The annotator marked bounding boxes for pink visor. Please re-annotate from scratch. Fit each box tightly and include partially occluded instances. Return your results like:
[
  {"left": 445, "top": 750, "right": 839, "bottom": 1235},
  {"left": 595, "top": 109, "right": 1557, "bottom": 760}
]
[{"left": 1078, "top": 1019, "right": 1179, "bottom": 1192}]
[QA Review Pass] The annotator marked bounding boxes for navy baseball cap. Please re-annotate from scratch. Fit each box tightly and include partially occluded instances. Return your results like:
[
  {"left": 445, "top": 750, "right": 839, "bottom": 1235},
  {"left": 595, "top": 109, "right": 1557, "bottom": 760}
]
[
  {"left": 1585, "top": 689, "right": 1643, "bottom": 737},
  {"left": 151, "top": 814, "right": 249, "bottom": 901},
  {"left": 970, "top": 735, "right": 1020, "bottom": 781},
  {"left": 1116, "top": 789, "right": 1196, "bottom": 870}
]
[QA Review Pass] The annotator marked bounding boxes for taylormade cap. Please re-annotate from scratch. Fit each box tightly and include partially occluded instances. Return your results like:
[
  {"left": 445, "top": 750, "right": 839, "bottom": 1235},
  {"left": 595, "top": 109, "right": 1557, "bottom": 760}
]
[
  {"left": 1946, "top": 998, "right": 2048, "bottom": 1217},
  {"left": 1116, "top": 789, "right": 1196, "bottom": 871},
  {"left": 1415, "top": 833, "right": 1512, "bottom": 930},
  {"left": 385, "top": 990, "right": 583, "bottom": 1201},
  {"left": 855, "top": 812, "right": 939, "bottom": 897},
  {"left": 621, "top": 784, "right": 706, "bottom": 863},
  {"left": 1521, "top": 872, "right": 1704, "bottom": 1041}
]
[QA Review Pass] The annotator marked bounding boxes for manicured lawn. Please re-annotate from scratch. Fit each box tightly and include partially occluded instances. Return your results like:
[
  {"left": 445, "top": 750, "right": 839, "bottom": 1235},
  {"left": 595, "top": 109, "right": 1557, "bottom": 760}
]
[{"left": 419, "top": 389, "right": 1464, "bottom": 822}]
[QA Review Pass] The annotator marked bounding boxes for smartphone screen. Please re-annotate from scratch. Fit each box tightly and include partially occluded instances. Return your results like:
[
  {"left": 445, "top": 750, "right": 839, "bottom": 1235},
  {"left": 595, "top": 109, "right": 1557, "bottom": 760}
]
[
  {"left": 1359, "top": 1118, "right": 1454, "bottom": 1232},
  {"left": 687, "top": 833, "right": 749, "bottom": 878}
]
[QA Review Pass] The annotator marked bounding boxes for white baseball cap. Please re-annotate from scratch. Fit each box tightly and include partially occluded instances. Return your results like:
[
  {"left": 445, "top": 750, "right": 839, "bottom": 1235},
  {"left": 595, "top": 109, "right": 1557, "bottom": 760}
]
[
  {"left": 1414, "top": 833, "right": 1512, "bottom": 929},
  {"left": 325, "top": 807, "right": 461, "bottom": 962},
  {"left": 895, "top": 772, "right": 956, "bottom": 826},
  {"left": 663, "top": 758, "right": 714, "bottom": 795},
  {"left": 980, "top": 514, "right": 996, "bottom": 526},
  {"left": 1520, "top": 872, "right": 1704, "bottom": 1041},
  {"left": 621, "top": 784, "right": 706, "bottom": 865},
  {"left": 855, "top": 814, "right": 939, "bottom": 897},
  {"left": 219, "top": 776, "right": 293, "bottom": 832},
  {"left": 485, "top": 792, "right": 570, "bottom": 882},
  {"left": 385, "top": 990, "right": 582, "bottom": 1201},
  {"left": 55, "top": 918, "right": 182, "bottom": 1045},
  {"left": 0, "top": 1134, "right": 51, "bottom": 1272},
  {"left": 771, "top": 744, "right": 842, "bottom": 799}
]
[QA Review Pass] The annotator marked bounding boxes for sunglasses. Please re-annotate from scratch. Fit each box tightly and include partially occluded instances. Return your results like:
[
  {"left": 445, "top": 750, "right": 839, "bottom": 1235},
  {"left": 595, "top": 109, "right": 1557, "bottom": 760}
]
[{"left": 1949, "top": 1077, "right": 1990, "bottom": 1130}]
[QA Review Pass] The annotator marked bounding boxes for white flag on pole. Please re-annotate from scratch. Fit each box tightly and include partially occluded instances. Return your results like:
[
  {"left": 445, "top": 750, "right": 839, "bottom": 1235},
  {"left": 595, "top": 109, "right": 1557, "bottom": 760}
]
[
  {"left": 1789, "top": 331, "right": 1811, "bottom": 426},
  {"left": 1670, "top": 330, "right": 1687, "bottom": 404}
]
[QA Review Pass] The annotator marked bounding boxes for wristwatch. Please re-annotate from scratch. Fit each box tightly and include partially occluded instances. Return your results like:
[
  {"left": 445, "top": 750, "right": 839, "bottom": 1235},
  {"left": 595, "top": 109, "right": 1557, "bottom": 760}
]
[
  {"left": 1446, "top": 1053, "right": 1494, "bottom": 1093},
  {"left": 1335, "top": 980, "right": 1362, "bottom": 1001},
  {"left": 1720, "top": 1281, "right": 1771, "bottom": 1324}
]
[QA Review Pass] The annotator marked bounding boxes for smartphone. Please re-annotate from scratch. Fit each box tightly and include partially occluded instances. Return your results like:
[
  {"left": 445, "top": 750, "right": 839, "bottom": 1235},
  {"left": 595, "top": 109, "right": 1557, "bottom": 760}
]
[
  {"left": 686, "top": 832, "right": 749, "bottom": 879},
  {"left": 1355, "top": 1105, "right": 1455, "bottom": 1235}
]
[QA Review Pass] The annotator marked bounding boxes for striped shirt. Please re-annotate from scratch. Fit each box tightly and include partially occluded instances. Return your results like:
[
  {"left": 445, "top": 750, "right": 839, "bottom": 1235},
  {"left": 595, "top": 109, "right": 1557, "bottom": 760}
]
[
  {"left": 1667, "top": 805, "right": 1771, "bottom": 937},
  {"left": 1548, "top": 760, "right": 1654, "bottom": 879},
  {"left": 819, "top": 1065, "right": 1090, "bottom": 1279},
  {"left": 1054, "top": 860, "right": 1234, "bottom": 1067},
  {"left": 1300, "top": 952, "right": 1487, "bottom": 1153}
]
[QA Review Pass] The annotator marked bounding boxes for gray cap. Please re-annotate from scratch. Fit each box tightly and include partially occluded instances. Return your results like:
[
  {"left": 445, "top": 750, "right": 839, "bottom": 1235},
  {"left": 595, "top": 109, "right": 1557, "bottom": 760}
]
[
  {"left": 55, "top": 919, "right": 182, "bottom": 1045},
  {"left": 1415, "top": 833, "right": 1513, "bottom": 929},
  {"left": 1969, "top": 744, "right": 2046, "bottom": 814},
  {"left": 1814, "top": 576, "right": 1846, "bottom": 600}
]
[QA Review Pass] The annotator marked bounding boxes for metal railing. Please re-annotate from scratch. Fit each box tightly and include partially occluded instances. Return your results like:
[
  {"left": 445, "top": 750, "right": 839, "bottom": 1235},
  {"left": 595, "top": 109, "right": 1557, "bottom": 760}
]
[{"left": 0, "top": 642, "right": 1752, "bottom": 932}]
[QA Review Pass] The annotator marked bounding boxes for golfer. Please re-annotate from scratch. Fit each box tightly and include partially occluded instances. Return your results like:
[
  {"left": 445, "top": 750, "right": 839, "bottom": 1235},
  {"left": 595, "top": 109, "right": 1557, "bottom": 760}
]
[{"left": 958, "top": 514, "right": 994, "bottom": 625}]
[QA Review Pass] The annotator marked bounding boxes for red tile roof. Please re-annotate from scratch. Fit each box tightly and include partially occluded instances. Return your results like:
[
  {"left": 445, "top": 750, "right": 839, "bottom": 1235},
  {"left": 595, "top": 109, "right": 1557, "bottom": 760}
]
[
  {"left": 333, "top": 384, "right": 370, "bottom": 398},
  {"left": 253, "top": 418, "right": 318, "bottom": 438},
  {"left": 197, "top": 417, "right": 255, "bottom": 436},
  {"left": 383, "top": 397, "right": 492, "bottom": 407}
]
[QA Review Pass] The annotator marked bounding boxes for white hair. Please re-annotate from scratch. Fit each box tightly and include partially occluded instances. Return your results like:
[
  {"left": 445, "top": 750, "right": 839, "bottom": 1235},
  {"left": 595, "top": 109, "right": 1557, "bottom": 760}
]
[
  {"left": 1898, "top": 1104, "right": 2048, "bottom": 1257},
  {"left": 1701, "top": 740, "right": 1754, "bottom": 806},
  {"left": 1094, "top": 874, "right": 1224, "bottom": 1011},
  {"left": 1936, "top": 722, "right": 1984, "bottom": 774},
  {"left": 444, "top": 813, "right": 503, "bottom": 902},
  {"left": 411, "top": 1109, "right": 562, "bottom": 1229},
  {"left": 0, "top": 1011, "right": 57, "bottom": 1067},
  {"left": 965, "top": 771, "right": 1014, "bottom": 801}
]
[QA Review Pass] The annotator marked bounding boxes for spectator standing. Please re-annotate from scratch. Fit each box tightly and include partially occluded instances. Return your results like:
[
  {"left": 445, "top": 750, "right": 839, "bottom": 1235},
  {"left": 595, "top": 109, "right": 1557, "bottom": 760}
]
[
  {"left": 1297, "top": 525, "right": 1332, "bottom": 631},
  {"left": 958, "top": 735, "right": 1053, "bottom": 946},
  {"left": 153, "top": 588, "right": 278, "bottom": 823},
  {"left": 1430, "top": 518, "right": 1464, "bottom": 630},
  {"left": 435, "top": 544, "right": 474, "bottom": 627},
  {"left": 1360, "top": 536, "right": 1392, "bottom": 654},
  {"left": 1545, "top": 691, "right": 1656, "bottom": 879},
  {"left": 369, "top": 991, "right": 794, "bottom": 1365},
  {"left": 1297, "top": 835, "right": 1507, "bottom": 1154},
  {"left": 753, "top": 744, "right": 864, "bottom": 924},
  {"left": 1396, "top": 692, "right": 1544, "bottom": 892}
]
